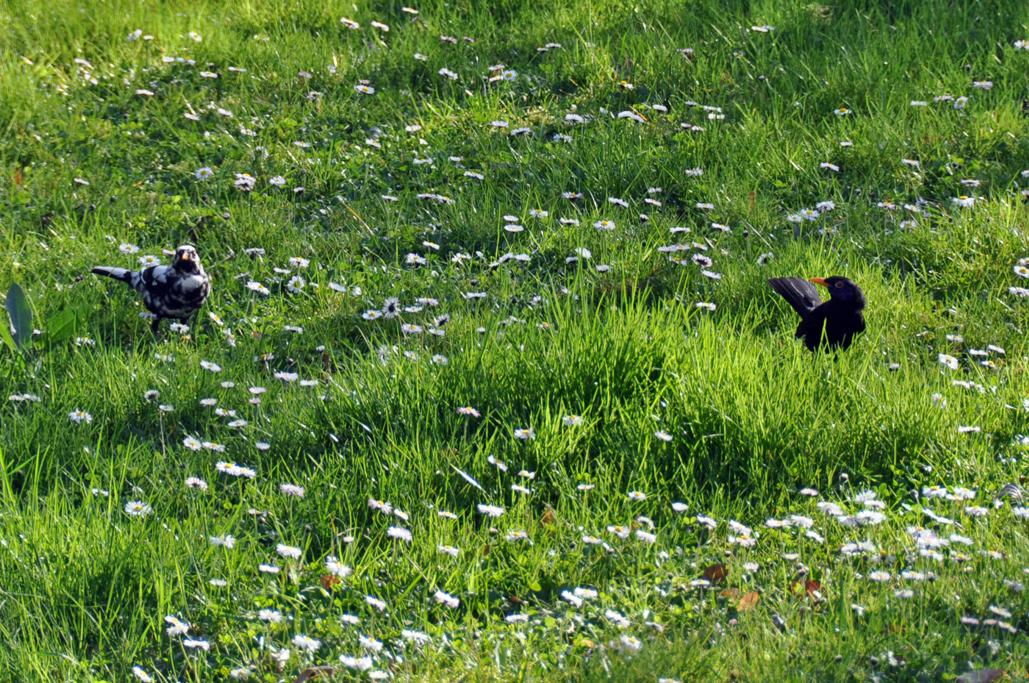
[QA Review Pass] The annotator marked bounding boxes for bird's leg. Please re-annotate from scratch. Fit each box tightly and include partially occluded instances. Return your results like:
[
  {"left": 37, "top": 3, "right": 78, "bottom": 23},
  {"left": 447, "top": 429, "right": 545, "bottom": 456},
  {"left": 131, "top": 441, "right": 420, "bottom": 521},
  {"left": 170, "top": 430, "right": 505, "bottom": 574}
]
[{"left": 151, "top": 316, "right": 161, "bottom": 335}]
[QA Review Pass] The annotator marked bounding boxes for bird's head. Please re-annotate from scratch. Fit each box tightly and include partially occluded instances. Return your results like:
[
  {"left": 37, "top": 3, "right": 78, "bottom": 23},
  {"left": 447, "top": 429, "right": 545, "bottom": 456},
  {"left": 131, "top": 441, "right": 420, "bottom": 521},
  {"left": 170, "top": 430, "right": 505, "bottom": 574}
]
[
  {"left": 810, "top": 276, "right": 865, "bottom": 309},
  {"left": 173, "top": 245, "right": 202, "bottom": 273}
]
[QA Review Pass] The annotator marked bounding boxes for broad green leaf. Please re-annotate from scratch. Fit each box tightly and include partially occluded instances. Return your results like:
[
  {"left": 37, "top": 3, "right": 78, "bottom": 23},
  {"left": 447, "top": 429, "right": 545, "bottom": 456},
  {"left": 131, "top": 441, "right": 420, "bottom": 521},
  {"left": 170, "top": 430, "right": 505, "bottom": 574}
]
[
  {"left": 46, "top": 307, "right": 79, "bottom": 344},
  {"left": 5, "top": 283, "right": 32, "bottom": 349}
]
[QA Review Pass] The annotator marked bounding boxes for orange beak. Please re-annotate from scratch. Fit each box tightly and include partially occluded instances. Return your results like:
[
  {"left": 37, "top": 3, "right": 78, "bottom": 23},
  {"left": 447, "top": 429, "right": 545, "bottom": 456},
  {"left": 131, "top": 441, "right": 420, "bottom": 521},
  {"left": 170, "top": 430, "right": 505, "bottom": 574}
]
[{"left": 809, "top": 277, "right": 828, "bottom": 287}]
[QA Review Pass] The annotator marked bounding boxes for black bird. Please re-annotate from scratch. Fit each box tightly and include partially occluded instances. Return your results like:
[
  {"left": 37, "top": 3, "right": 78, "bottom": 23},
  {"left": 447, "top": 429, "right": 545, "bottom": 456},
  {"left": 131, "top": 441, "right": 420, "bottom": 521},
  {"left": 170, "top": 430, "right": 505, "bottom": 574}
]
[
  {"left": 92, "top": 245, "right": 210, "bottom": 332},
  {"left": 768, "top": 276, "right": 865, "bottom": 351}
]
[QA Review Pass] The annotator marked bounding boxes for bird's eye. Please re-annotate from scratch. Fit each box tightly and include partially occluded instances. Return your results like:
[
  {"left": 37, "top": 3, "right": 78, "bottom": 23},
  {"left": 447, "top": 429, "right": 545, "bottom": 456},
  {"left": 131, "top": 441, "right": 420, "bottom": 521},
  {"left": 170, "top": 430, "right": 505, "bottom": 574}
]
[{"left": 834, "top": 281, "right": 844, "bottom": 288}]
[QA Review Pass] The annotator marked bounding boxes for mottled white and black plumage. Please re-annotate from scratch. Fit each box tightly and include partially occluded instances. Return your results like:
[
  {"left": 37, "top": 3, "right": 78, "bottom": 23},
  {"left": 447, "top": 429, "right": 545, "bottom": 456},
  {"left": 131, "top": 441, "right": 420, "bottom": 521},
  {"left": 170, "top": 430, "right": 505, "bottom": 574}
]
[{"left": 93, "top": 245, "right": 210, "bottom": 332}]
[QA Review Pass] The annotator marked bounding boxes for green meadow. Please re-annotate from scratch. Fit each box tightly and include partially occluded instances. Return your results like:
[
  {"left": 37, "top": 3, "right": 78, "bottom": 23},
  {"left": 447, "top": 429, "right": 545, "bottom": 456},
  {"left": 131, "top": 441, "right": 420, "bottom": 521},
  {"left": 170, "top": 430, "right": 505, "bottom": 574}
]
[{"left": 0, "top": 0, "right": 1027, "bottom": 680}]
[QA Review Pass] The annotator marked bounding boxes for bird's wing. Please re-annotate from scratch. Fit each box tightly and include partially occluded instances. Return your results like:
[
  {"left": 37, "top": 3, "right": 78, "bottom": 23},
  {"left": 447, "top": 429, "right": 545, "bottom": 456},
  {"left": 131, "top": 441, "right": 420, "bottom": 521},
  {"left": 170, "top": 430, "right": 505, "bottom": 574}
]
[
  {"left": 797, "top": 304, "right": 828, "bottom": 349},
  {"left": 137, "top": 265, "right": 171, "bottom": 294},
  {"left": 768, "top": 278, "right": 823, "bottom": 317}
]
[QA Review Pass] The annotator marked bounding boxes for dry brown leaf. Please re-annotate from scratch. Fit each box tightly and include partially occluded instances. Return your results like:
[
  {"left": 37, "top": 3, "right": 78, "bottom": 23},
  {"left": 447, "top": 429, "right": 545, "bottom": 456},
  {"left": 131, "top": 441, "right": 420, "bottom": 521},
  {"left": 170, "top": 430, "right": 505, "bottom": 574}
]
[
  {"left": 540, "top": 506, "right": 556, "bottom": 527},
  {"left": 703, "top": 563, "right": 727, "bottom": 583},
  {"left": 292, "top": 666, "right": 334, "bottom": 683},
  {"left": 737, "top": 590, "right": 760, "bottom": 612}
]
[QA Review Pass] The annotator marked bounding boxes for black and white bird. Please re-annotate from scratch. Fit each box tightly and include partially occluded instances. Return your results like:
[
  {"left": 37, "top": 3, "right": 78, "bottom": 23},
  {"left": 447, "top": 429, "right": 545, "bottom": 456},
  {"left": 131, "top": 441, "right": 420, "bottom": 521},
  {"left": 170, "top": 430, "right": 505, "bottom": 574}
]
[
  {"left": 768, "top": 276, "right": 866, "bottom": 351},
  {"left": 92, "top": 245, "right": 210, "bottom": 332}
]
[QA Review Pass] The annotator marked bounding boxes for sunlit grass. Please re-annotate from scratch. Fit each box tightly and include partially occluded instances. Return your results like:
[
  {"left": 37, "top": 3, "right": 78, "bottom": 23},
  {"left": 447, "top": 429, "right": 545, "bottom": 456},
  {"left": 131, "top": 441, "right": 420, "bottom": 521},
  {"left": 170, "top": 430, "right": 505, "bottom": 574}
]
[{"left": 0, "top": 0, "right": 1027, "bottom": 680}]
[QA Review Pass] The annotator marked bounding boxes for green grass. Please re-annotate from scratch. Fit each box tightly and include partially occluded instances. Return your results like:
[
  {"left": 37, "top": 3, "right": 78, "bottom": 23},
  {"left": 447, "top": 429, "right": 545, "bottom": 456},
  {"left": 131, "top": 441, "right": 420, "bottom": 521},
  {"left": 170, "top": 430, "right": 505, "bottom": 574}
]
[{"left": 1, "top": 0, "right": 1028, "bottom": 680}]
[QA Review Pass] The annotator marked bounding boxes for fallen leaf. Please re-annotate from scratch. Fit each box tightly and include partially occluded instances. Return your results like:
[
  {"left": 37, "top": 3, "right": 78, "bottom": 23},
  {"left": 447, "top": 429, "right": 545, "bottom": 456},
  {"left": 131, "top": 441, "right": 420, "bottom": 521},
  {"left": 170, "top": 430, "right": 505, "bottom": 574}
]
[
  {"left": 319, "top": 574, "right": 341, "bottom": 591},
  {"left": 737, "top": 590, "right": 760, "bottom": 612},
  {"left": 540, "top": 506, "right": 557, "bottom": 527},
  {"left": 292, "top": 666, "right": 334, "bottom": 683},
  {"left": 790, "top": 578, "right": 823, "bottom": 600},
  {"left": 703, "top": 563, "right": 728, "bottom": 583}
]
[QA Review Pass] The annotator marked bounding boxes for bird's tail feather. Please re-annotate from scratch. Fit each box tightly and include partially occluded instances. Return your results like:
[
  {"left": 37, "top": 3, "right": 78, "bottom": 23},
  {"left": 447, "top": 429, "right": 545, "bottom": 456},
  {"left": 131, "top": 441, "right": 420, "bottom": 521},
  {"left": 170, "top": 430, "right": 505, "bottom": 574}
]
[
  {"left": 768, "top": 277, "right": 822, "bottom": 317},
  {"left": 91, "top": 266, "right": 135, "bottom": 283}
]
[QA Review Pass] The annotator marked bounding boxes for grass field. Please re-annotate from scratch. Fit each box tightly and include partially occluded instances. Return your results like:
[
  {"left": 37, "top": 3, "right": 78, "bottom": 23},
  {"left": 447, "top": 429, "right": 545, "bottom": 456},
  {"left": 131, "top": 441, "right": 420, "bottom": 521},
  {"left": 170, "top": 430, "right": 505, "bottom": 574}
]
[{"left": 1, "top": 0, "right": 1028, "bottom": 680}]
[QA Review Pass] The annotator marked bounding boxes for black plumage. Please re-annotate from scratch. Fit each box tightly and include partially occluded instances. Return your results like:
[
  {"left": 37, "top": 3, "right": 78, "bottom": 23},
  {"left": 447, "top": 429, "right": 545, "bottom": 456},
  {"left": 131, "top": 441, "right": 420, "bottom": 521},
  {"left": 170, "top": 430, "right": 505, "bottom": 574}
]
[
  {"left": 92, "top": 245, "right": 210, "bottom": 332},
  {"left": 769, "top": 276, "right": 865, "bottom": 351}
]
